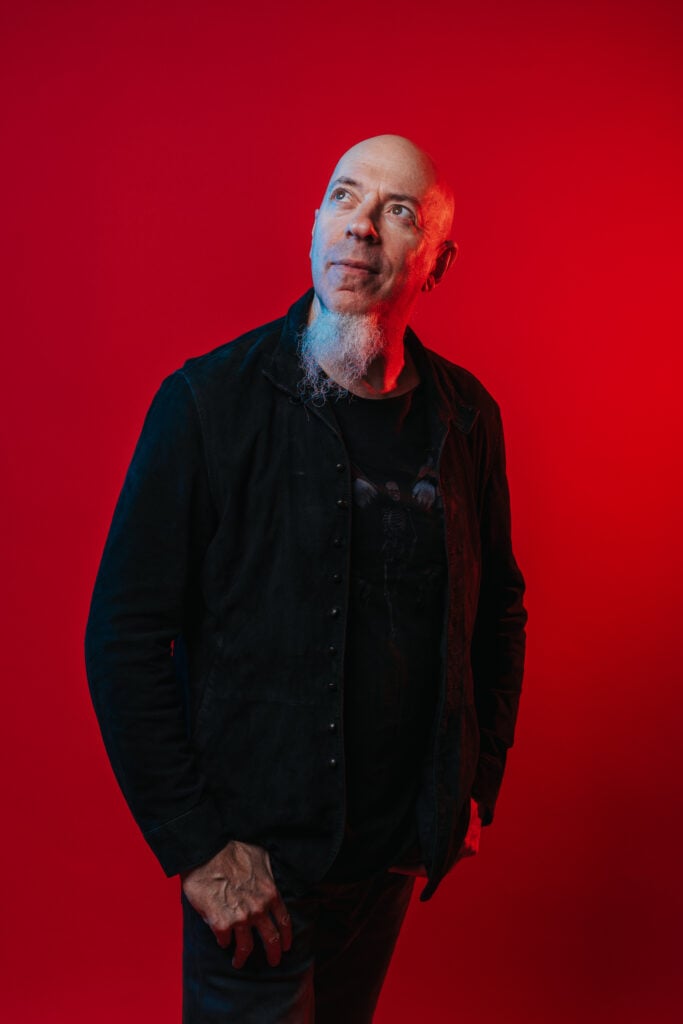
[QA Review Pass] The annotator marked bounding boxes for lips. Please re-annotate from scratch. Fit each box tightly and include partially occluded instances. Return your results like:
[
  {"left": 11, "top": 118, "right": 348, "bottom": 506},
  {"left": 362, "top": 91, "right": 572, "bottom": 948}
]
[{"left": 331, "top": 259, "right": 379, "bottom": 274}]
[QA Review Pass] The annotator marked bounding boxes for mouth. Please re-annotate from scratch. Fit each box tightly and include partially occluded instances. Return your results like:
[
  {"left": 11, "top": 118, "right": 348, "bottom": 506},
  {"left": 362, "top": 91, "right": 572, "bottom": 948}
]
[{"left": 331, "top": 260, "right": 379, "bottom": 274}]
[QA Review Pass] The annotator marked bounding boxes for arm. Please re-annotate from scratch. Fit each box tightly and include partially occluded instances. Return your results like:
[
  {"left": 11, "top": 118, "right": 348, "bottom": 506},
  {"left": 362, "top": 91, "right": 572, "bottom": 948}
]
[
  {"left": 86, "top": 372, "right": 293, "bottom": 966},
  {"left": 470, "top": 404, "right": 527, "bottom": 825},
  {"left": 84, "top": 371, "right": 228, "bottom": 875}
]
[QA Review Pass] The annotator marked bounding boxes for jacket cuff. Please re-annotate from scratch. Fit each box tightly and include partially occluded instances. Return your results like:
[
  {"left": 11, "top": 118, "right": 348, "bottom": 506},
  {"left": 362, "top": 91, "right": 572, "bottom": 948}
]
[{"left": 143, "top": 799, "right": 231, "bottom": 876}]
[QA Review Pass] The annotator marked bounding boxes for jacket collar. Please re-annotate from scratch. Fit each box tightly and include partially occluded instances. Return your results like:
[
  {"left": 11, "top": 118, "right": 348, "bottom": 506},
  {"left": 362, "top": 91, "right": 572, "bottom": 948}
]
[{"left": 263, "top": 289, "right": 480, "bottom": 437}]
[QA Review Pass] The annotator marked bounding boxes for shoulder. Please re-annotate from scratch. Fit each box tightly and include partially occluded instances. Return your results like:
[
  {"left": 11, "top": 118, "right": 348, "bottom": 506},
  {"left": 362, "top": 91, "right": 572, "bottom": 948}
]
[
  {"left": 169, "top": 289, "right": 314, "bottom": 408},
  {"left": 176, "top": 314, "right": 286, "bottom": 394},
  {"left": 415, "top": 340, "right": 503, "bottom": 433}
]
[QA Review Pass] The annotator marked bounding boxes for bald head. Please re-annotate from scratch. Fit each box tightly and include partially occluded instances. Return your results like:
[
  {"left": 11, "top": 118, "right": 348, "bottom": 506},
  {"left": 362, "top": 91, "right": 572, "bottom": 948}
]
[{"left": 326, "top": 134, "right": 455, "bottom": 241}]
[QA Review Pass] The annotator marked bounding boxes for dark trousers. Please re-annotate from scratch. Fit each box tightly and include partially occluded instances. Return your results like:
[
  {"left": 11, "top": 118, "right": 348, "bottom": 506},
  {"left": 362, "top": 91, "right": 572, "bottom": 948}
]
[{"left": 182, "top": 870, "right": 415, "bottom": 1023}]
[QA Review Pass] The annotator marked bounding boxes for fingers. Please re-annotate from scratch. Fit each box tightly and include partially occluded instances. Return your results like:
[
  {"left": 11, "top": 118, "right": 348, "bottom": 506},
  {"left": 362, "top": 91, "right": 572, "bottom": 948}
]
[
  {"left": 255, "top": 914, "right": 284, "bottom": 968},
  {"left": 231, "top": 924, "right": 254, "bottom": 969},
  {"left": 221, "top": 899, "right": 293, "bottom": 970},
  {"left": 228, "top": 910, "right": 289, "bottom": 969},
  {"left": 214, "top": 925, "right": 232, "bottom": 949},
  {"left": 454, "top": 815, "right": 482, "bottom": 864},
  {"left": 271, "top": 895, "right": 293, "bottom": 953}
]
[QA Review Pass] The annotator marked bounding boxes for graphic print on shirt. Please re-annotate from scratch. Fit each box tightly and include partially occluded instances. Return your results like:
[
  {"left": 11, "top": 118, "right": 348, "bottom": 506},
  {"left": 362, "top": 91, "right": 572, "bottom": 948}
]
[{"left": 350, "top": 459, "right": 443, "bottom": 637}]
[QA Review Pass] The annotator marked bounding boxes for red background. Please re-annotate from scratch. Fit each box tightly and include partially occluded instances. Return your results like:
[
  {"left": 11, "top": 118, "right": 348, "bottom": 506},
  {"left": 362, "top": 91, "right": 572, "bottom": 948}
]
[{"left": 2, "top": 1, "right": 682, "bottom": 1021}]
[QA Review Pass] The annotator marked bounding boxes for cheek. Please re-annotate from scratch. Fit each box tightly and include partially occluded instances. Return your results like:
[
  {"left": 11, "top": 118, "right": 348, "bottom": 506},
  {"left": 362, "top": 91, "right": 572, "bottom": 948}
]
[
  {"left": 310, "top": 221, "right": 336, "bottom": 264},
  {"left": 390, "top": 251, "right": 424, "bottom": 285},
  {"left": 309, "top": 230, "right": 326, "bottom": 270}
]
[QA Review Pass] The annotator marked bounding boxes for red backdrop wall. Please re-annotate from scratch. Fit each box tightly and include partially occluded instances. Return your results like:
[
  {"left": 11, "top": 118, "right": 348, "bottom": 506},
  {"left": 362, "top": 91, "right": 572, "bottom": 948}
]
[{"left": 2, "top": 1, "right": 682, "bottom": 1021}]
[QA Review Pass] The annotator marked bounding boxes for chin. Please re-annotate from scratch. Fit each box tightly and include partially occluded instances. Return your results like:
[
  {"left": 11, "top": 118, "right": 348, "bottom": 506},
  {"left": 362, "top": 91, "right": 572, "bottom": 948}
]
[{"left": 319, "top": 289, "right": 377, "bottom": 318}]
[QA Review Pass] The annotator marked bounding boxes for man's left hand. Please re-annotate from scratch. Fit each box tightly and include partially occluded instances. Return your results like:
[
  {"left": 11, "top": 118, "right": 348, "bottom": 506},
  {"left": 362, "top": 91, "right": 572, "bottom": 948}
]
[{"left": 454, "top": 797, "right": 483, "bottom": 863}]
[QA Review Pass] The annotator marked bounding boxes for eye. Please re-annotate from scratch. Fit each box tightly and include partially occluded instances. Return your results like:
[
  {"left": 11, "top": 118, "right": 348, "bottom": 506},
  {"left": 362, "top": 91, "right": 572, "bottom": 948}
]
[
  {"left": 330, "top": 188, "right": 350, "bottom": 202},
  {"left": 387, "top": 204, "right": 416, "bottom": 223}
]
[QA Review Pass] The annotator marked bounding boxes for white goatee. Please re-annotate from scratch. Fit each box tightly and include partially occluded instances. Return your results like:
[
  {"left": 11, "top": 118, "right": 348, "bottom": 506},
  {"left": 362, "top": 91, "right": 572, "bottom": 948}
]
[{"left": 297, "top": 307, "right": 385, "bottom": 405}]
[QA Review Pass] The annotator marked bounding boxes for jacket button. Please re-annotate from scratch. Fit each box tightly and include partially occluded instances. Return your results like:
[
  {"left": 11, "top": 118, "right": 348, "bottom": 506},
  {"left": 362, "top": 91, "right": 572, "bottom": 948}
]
[
  {"left": 336, "top": 498, "right": 348, "bottom": 510},
  {"left": 328, "top": 757, "right": 338, "bottom": 769},
  {"left": 328, "top": 680, "right": 337, "bottom": 690},
  {"left": 328, "top": 644, "right": 337, "bottom": 656},
  {"left": 328, "top": 721, "right": 337, "bottom": 732},
  {"left": 332, "top": 537, "right": 343, "bottom": 548},
  {"left": 336, "top": 463, "right": 345, "bottom": 473},
  {"left": 330, "top": 606, "right": 340, "bottom": 618},
  {"left": 332, "top": 572, "right": 342, "bottom": 583}
]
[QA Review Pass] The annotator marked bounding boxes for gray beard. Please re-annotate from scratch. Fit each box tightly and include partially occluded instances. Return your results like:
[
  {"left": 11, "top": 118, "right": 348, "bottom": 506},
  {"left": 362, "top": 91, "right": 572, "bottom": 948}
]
[{"left": 297, "top": 308, "right": 385, "bottom": 405}]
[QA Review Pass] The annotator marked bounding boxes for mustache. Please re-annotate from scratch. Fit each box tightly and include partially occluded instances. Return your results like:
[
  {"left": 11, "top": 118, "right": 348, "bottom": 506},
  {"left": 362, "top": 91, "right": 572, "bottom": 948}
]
[{"left": 326, "top": 250, "right": 383, "bottom": 274}]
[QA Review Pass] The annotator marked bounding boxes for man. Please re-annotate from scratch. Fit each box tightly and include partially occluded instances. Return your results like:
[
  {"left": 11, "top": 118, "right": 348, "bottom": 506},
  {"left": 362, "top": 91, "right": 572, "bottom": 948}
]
[{"left": 85, "top": 134, "right": 527, "bottom": 1022}]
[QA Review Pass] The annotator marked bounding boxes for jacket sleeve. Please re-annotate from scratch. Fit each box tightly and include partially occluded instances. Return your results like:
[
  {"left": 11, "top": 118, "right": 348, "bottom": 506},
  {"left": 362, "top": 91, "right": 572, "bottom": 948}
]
[
  {"left": 470, "top": 403, "right": 527, "bottom": 825},
  {"left": 84, "top": 370, "right": 230, "bottom": 875}
]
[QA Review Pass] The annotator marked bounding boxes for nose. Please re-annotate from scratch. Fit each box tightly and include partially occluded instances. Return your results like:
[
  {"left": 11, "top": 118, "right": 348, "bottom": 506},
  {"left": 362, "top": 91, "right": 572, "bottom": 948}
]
[{"left": 346, "top": 203, "right": 380, "bottom": 242}]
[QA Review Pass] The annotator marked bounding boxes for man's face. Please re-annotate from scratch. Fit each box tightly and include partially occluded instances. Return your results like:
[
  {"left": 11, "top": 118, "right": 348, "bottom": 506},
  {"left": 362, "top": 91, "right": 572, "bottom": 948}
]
[{"left": 309, "top": 136, "right": 452, "bottom": 323}]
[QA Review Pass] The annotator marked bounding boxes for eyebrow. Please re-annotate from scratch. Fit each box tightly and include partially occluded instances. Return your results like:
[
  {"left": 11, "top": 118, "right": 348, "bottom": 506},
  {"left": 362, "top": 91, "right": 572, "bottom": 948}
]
[{"left": 330, "top": 176, "right": 422, "bottom": 210}]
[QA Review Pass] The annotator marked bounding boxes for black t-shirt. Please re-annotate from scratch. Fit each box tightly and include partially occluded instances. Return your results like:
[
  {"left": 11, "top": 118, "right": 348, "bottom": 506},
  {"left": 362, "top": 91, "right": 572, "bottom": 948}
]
[{"left": 324, "top": 383, "right": 447, "bottom": 881}]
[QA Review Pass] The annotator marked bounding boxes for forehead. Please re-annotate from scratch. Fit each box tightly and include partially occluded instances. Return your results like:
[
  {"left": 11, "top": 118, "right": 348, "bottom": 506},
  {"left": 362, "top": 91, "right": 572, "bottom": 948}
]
[{"left": 329, "top": 142, "right": 439, "bottom": 204}]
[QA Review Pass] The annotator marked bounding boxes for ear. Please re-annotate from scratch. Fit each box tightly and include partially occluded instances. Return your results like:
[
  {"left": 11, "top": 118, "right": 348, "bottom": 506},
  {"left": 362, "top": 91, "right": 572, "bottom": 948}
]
[{"left": 422, "top": 240, "right": 458, "bottom": 292}]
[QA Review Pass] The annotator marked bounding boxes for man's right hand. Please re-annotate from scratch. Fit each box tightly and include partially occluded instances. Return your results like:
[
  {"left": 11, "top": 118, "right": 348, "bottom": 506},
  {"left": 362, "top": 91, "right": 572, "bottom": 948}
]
[{"left": 180, "top": 840, "right": 292, "bottom": 969}]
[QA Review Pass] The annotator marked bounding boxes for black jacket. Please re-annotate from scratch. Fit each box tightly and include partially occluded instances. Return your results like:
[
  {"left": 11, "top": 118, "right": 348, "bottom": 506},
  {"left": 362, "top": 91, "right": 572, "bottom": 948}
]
[{"left": 84, "top": 290, "right": 527, "bottom": 902}]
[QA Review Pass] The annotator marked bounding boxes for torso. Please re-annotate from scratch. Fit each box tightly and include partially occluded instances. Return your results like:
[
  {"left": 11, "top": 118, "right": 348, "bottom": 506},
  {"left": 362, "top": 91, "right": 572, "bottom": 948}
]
[{"left": 323, "top": 382, "right": 447, "bottom": 881}]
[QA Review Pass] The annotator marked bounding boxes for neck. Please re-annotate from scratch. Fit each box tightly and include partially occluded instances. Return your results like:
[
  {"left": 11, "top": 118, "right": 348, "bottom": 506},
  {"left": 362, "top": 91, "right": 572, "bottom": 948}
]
[
  {"left": 346, "top": 345, "right": 419, "bottom": 399},
  {"left": 307, "top": 295, "right": 419, "bottom": 399}
]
